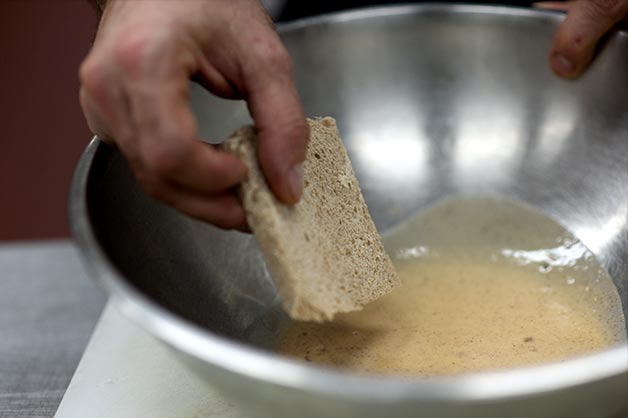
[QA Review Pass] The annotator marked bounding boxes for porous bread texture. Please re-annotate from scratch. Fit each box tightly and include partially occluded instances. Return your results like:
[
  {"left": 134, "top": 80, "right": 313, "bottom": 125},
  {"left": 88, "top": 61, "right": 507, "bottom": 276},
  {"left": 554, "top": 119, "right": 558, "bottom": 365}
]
[{"left": 223, "top": 117, "right": 399, "bottom": 322}]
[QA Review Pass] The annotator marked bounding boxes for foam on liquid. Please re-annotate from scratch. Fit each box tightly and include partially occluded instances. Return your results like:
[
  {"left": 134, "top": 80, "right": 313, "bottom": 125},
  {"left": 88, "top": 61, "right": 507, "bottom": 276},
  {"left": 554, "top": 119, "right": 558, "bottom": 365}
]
[{"left": 276, "top": 197, "right": 627, "bottom": 375}]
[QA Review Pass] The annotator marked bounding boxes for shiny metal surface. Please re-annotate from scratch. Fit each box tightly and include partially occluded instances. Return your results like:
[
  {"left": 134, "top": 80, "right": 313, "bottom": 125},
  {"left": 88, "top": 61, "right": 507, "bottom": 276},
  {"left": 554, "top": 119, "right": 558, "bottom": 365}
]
[{"left": 70, "top": 5, "right": 628, "bottom": 418}]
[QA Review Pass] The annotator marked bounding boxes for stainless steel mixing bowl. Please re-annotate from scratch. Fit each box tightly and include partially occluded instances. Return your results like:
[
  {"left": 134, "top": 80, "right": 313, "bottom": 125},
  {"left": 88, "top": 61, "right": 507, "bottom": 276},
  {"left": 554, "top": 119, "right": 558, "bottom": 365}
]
[{"left": 70, "top": 5, "right": 628, "bottom": 417}]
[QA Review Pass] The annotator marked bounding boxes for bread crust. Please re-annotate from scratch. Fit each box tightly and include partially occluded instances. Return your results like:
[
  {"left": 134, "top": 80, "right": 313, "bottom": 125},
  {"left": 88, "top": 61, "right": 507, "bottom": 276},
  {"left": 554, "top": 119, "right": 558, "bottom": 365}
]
[{"left": 223, "top": 117, "right": 399, "bottom": 322}]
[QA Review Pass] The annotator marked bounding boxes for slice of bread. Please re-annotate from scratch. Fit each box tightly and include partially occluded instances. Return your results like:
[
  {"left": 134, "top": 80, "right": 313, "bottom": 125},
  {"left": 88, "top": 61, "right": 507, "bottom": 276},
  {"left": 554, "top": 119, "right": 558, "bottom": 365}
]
[{"left": 223, "top": 117, "right": 399, "bottom": 322}]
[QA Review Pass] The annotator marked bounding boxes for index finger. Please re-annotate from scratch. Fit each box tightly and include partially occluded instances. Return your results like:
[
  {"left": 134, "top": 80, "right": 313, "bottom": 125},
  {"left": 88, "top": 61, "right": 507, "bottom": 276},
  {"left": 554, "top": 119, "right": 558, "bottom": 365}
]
[
  {"left": 241, "top": 41, "right": 310, "bottom": 205},
  {"left": 126, "top": 78, "right": 248, "bottom": 194}
]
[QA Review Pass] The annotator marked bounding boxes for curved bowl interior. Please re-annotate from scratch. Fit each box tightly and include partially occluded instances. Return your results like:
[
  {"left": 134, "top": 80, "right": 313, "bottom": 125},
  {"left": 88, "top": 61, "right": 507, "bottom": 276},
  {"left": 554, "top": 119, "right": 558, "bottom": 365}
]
[{"left": 71, "top": 4, "right": 628, "bottom": 417}]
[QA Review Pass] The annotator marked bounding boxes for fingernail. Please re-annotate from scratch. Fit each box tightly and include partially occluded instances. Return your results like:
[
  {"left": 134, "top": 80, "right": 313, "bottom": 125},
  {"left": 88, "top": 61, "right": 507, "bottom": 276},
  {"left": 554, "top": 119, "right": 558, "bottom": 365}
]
[
  {"left": 552, "top": 52, "right": 574, "bottom": 75},
  {"left": 287, "top": 163, "right": 304, "bottom": 202}
]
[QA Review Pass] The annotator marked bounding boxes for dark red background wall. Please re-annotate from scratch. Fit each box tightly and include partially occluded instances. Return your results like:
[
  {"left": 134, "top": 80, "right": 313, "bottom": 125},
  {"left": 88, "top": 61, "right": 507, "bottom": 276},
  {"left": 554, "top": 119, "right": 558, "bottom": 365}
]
[{"left": 0, "top": 0, "right": 97, "bottom": 240}]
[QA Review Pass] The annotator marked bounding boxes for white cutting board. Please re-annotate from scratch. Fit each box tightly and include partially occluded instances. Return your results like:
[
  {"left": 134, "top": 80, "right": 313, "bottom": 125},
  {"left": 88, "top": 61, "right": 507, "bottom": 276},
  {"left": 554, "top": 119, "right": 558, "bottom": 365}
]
[{"left": 55, "top": 302, "right": 244, "bottom": 418}]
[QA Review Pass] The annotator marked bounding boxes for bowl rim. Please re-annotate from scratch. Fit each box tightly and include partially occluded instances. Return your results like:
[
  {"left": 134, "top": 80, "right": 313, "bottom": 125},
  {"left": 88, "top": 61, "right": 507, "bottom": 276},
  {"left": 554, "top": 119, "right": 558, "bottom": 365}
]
[{"left": 70, "top": 3, "right": 628, "bottom": 403}]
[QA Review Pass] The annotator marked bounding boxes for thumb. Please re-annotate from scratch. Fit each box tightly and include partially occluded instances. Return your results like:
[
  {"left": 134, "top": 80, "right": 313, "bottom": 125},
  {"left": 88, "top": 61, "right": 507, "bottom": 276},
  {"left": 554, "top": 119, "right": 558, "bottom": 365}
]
[
  {"left": 244, "top": 49, "right": 310, "bottom": 205},
  {"left": 543, "top": 0, "right": 628, "bottom": 79}
]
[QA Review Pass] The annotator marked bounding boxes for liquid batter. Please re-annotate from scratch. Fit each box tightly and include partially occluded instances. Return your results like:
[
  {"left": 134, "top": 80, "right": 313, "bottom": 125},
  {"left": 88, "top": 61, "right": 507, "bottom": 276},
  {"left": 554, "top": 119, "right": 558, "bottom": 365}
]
[{"left": 276, "top": 197, "right": 627, "bottom": 375}]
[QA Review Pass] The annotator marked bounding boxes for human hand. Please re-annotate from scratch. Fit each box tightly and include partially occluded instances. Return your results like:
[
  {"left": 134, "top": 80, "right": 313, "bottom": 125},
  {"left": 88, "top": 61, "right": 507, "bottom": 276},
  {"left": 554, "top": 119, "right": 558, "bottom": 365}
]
[
  {"left": 79, "top": 0, "right": 309, "bottom": 230},
  {"left": 535, "top": 0, "right": 628, "bottom": 79}
]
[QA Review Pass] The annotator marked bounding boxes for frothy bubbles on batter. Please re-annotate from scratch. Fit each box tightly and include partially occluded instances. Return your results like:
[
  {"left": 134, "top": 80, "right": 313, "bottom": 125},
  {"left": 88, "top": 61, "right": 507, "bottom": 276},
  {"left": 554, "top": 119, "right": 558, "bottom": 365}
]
[
  {"left": 395, "top": 245, "right": 432, "bottom": 260},
  {"left": 276, "top": 196, "right": 627, "bottom": 376},
  {"left": 499, "top": 237, "right": 593, "bottom": 274}
]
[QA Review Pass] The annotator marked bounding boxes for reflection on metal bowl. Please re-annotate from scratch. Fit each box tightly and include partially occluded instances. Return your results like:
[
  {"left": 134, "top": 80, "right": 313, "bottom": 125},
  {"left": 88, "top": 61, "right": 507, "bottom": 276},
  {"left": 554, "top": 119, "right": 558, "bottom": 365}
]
[{"left": 70, "top": 5, "right": 628, "bottom": 418}]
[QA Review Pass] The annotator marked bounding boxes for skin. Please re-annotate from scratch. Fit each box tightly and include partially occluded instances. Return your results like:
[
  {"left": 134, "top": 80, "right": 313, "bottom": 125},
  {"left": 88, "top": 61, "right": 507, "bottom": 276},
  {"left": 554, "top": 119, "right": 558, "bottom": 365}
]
[
  {"left": 80, "top": 0, "right": 628, "bottom": 230},
  {"left": 535, "top": 0, "right": 628, "bottom": 78},
  {"left": 80, "top": 0, "right": 309, "bottom": 231}
]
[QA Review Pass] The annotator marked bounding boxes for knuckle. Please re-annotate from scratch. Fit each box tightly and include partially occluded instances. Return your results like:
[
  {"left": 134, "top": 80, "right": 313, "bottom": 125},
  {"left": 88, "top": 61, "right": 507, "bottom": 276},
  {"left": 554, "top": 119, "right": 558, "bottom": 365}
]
[
  {"left": 266, "top": 46, "right": 293, "bottom": 74},
  {"left": 141, "top": 142, "right": 191, "bottom": 178},
  {"left": 254, "top": 39, "right": 292, "bottom": 74},
  {"left": 79, "top": 83, "right": 114, "bottom": 140},
  {"left": 586, "top": 0, "right": 622, "bottom": 19},
  {"left": 79, "top": 56, "right": 107, "bottom": 98},
  {"left": 112, "top": 27, "right": 164, "bottom": 75}
]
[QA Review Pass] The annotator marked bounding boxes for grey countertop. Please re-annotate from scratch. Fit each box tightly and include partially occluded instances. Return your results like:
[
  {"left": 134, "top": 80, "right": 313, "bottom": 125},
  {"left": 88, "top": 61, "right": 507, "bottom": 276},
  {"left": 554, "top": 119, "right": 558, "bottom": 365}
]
[{"left": 0, "top": 240, "right": 106, "bottom": 418}]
